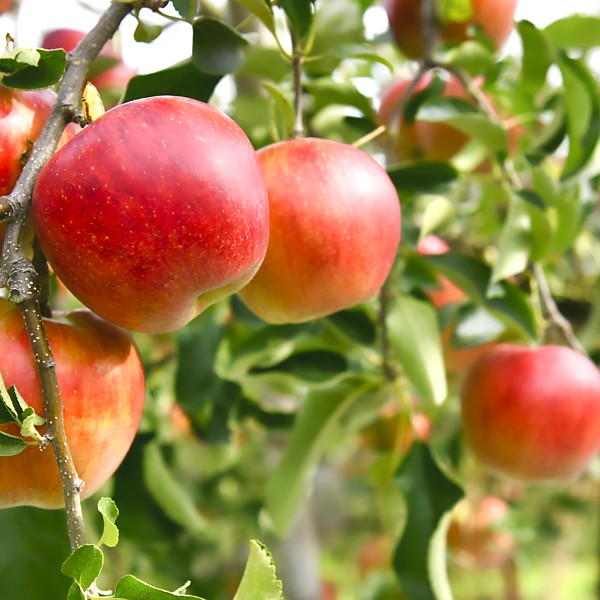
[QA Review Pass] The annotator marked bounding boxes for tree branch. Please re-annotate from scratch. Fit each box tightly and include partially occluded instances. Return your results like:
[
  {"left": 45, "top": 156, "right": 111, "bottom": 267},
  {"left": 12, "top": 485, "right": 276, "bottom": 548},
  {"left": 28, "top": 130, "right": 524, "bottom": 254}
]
[{"left": 0, "top": 0, "right": 159, "bottom": 551}]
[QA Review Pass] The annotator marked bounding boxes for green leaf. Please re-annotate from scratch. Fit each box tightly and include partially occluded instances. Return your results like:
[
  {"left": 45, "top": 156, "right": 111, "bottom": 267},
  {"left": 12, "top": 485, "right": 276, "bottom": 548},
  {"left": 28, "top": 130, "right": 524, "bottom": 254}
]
[
  {"left": 558, "top": 53, "right": 600, "bottom": 179},
  {"left": 97, "top": 497, "right": 120, "bottom": 548},
  {"left": 393, "top": 442, "right": 464, "bottom": 600},
  {"left": 192, "top": 17, "right": 248, "bottom": 75},
  {"left": 435, "top": 0, "right": 473, "bottom": 23},
  {"left": 305, "top": 78, "right": 374, "bottom": 119},
  {"left": 545, "top": 15, "right": 600, "bottom": 52},
  {"left": 262, "top": 81, "right": 295, "bottom": 139},
  {"left": 0, "top": 373, "right": 20, "bottom": 424},
  {"left": 264, "top": 374, "right": 378, "bottom": 535},
  {"left": 122, "top": 61, "right": 221, "bottom": 103},
  {"left": 233, "top": 0, "right": 275, "bottom": 34},
  {"left": 423, "top": 252, "right": 538, "bottom": 340},
  {"left": 437, "top": 40, "right": 495, "bottom": 77},
  {"left": 66, "top": 582, "right": 86, "bottom": 600},
  {"left": 2, "top": 48, "right": 67, "bottom": 90},
  {"left": 171, "top": 0, "right": 199, "bottom": 22},
  {"left": 233, "top": 540, "right": 284, "bottom": 600},
  {"left": 490, "top": 193, "right": 531, "bottom": 284},
  {"left": 114, "top": 574, "right": 205, "bottom": 599},
  {"left": 133, "top": 20, "right": 163, "bottom": 43},
  {"left": 19, "top": 409, "right": 45, "bottom": 442},
  {"left": 142, "top": 441, "right": 208, "bottom": 535},
  {"left": 387, "top": 294, "right": 447, "bottom": 405},
  {"left": 418, "top": 97, "right": 508, "bottom": 153},
  {"left": 387, "top": 162, "right": 458, "bottom": 193},
  {"left": 278, "top": 0, "right": 316, "bottom": 39},
  {"left": 0, "top": 431, "right": 28, "bottom": 456},
  {"left": 61, "top": 544, "right": 104, "bottom": 591},
  {"left": 419, "top": 196, "right": 456, "bottom": 238},
  {"left": 518, "top": 21, "right": 553, "bottom": 94}
]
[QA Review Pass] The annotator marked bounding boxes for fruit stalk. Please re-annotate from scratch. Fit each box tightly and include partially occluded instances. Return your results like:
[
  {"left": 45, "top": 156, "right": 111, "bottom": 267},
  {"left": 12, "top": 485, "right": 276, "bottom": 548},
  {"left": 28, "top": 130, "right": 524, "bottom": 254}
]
[
  {"left": 0, "top": 0, "right": 158, "bottom": 551},
  {"left": 291, "top": 30, "right": 305, "bottom": 139}
]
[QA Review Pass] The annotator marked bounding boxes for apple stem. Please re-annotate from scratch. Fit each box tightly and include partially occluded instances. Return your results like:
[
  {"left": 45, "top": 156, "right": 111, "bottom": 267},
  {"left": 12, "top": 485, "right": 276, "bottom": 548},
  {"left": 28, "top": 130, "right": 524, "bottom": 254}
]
[{"left": 290, "top": 30, "right": 305, "bottom": 139}]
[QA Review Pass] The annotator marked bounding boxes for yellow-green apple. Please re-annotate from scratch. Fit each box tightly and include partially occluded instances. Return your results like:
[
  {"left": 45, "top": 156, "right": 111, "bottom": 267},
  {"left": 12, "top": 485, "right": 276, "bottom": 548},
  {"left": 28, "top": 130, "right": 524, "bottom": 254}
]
[
  {"left": 461, "top": 344, "right": 600, "bottom": 482},
  {"left": 32, "top": 96, "right": 269, "bottom": 334},
  {"left": 237, "top": 138, "right": 401, "bottom": 323},
  {"left": 447, "top": 496, "right": 515, "bottom": 569},
  {"left": 386, "top": 0, "right": 518, "bottom": 60},
  {"left": 0, "top": 298, "right": 144, "bottom": 509}
]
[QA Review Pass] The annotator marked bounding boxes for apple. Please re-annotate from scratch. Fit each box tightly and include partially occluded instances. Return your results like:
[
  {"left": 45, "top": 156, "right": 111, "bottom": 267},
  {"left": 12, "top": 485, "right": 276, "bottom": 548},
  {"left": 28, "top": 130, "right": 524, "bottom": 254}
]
[
  {"left": 0, "top": 298, "right": 144, "bottom": 509},
  {"left": 0, "top": 0, "right": 15, "bottom": 14},
  {"left": 447, "top": 496, "right": 515, "bottom": 569},
  {"left": 386, "top": 0, "right": 518, "bottom": 60},
  {"left": 237, "top": 138, "right": 401, "bottom": 324},
  {"left": 461, "top": 343, "right": 600, "bottom": 483},
  {"left": 41, "top": 28, "right": 120, "bottom": 61},
  {"left": 0, "top": 86, "right": 78, "bottom": 244},
  {"left": 32, "top": 96, "right": 269, "bottom": 334},
  {"left": 417, "top": 235, "right": 464, "bottom": 308}
]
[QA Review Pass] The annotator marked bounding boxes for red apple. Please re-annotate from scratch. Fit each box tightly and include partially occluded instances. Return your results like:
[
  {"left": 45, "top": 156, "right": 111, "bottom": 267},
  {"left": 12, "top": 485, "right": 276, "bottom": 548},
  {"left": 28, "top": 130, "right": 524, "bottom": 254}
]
[
  {"left": 0, "top": 86, "right": 78, "bottom": 244},
  {"left": 447, "top": 496, "right": 515, "bottom": 569},
  {"left": 417, "top": 235, "right": 464, "bottom": 308},
  {"left": 237, "top": 138, "right": 401, "bottom": 323},
  {"left": 0, "top": 0, "right": 15, "bottom": 14},
  {"left": 32, "top": 96, "right": 269, "bottom": 334},
  {"left": 41, "top": 28, "right": 120, "bottom": 60},
  {"left": 0, "top": 298, "right": 144, "bottom": 509},
  {"left": 461, "top": 344, "right": 600, "bottom": 483},
  {"left": 386, "top": 0, "right": 518, "bottom": 60}
]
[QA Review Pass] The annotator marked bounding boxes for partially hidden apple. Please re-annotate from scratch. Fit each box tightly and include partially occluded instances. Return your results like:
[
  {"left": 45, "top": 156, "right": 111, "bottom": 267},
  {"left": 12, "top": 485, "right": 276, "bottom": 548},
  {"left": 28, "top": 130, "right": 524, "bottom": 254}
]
[
  {"left": 0, "top": 86, "right": 78, "bottom": 244},
  {"left": 461, "top": 343, "right": 600, "bottom": 483},
  {"left": 0, "top": 0, "right": 15, "bottom": 15},
  {"left": 0, "top": 298, "right": 144, "bottom": 509},
  {"left": 237, "top": 138, "right": 401, "bottom": 324},
  {"left": 386, "top": 0, "right": 518, "bottom": 60},
  {"left": 32, "top": 96, "right": 269, "bottom": 334}
]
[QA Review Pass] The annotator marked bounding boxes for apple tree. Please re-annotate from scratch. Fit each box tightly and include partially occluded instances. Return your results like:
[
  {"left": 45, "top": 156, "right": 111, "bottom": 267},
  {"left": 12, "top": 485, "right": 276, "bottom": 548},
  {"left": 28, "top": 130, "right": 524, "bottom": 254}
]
[{"left": 0, "top": 0, "right": 600, "bottom": 599}]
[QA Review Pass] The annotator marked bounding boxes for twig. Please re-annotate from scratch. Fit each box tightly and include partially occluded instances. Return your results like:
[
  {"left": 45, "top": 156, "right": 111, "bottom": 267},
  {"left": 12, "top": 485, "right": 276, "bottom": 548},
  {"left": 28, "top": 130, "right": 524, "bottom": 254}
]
[
  {"left": 421, "top": 0, "right": 440, "bottom": 66},
  {"left": 0, "top": 0, "right": 151, "bottom": 551},
  {"left": 290, "top": 30, "right": 304, "bottom": 139}
]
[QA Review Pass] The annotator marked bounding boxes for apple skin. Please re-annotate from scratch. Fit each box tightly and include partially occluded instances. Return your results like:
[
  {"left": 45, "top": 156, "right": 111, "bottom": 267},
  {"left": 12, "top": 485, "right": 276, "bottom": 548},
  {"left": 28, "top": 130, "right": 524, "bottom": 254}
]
[
  {"left": 417, "top": 235, "right": 464, "bottom": 308},
  {"left": 386, "top": 0, "right": 518, "bottom": 60},
  {"left": 0, "top": 298, "right": 145, "bottom": 509},
  {"left": 0, "top": 0, "right": 15, "bottom": 14},
  {"left": 237, "top": 138, "right": 401, "bottom": 324},
  {"left": 461, "top": 344, "right": 600, "bottom": 483},
  {"left": 32, "top": 96, "right": 269, "bottom": 334},
  {"left": 41, "top": 28, "right": 120, "bottom": 60}
]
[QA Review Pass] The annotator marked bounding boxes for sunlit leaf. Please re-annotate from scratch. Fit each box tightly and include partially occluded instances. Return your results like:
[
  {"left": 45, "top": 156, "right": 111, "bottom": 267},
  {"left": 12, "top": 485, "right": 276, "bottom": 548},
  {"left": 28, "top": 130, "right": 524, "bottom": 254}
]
[
  {"left": 61, "top": 544, "right": 104, "bottom": 591},
  {"left": 114, "top": 574, "right": 205, "bottom": 599},
  {"left": 97, "top": 497, "right": 120, "bottom": 548},
  {"left": 233, "top": 540, "right": 284, "bottom": 600}
]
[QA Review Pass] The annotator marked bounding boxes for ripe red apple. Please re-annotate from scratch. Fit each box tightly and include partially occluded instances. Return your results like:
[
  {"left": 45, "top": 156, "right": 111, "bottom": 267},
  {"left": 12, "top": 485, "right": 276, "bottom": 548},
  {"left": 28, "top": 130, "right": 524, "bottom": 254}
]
[
  {"left": 417, "top": 235, "right": 464, "bottom": 308},
  {"left": 461, "top": 344, "right": 600, "bottom": 483},
  {"left": 32, "top": 96, "right": 269, "bottom": 334},
  {"left": 386, "top": 0, "right": 518, "bottom": 60},
  {"left": 447, "top": 496, "right": 515, "bottom": 569},
  {"left": 0, "top": 86, "right": 78, "bottom": 245},
  {"left": 0, "top": 298, "right": 144, "bottom": 509},
  {"left": 237, "top": 138, "right": 401, "bottom": 323}
]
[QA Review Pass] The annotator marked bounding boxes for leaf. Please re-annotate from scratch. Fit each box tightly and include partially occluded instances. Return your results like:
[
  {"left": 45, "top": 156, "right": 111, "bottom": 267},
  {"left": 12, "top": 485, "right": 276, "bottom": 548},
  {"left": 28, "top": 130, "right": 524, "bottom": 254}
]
[
  {"left": 387, "top": 294, "right": 447, "bottom": 405},
  {"left": 0, "top": 373, "right": 20, "bottom": 424},
  {"left": 387, "top": 162, "right": 458, "bottom": 193},
  {"left": 66, "top": 582, "right": 86, "bottom": 600},
  {"left": 97, "top": 497, "right": 120, "bottom": 548},
  {"left": 0, "top": 431, "right": 28, "bottom": 456},
  {"left": 233, "top": 540, "right": 284, "bottom": 600},
  {"left": 518, "top": 21, "right": 553, "bottom": 94},
  {"left": 133, "top": 20, "right": 163, "bottom": 43},
  {"left": 122, "top": 61, "right": 221, "bottom": 103},
  {"left": 19, "top": 409, "right": 45, "bottom": 442},
  {"left": 419, "top": 196, "right": 456, "bottom": 238},
  {"left": 114, "top": 574, "right": 205, "bottom": 599},
  {"left": 393, "top": 442, "right": 464, "bottom": 600},
  {"left": 171, "top": 0, "right": 199, "bottom": 21},
  {"left": 61, "top": 544, "right": 104, "bottom": 591},
  {"left": 490, "top": 193, "right": 531, "bottom": 284},
  {"left": 437, "top": 40, "right": 495, "bottom": 77},
  {"left": 142, "top": 441, "right": 208, "bottom": 535},
  {"left": 558, "top": 53, "right": 600, "bottom": 179},
  {"left": 2, "top": 48, "right": 67, "bottom": 89},
  {"left": 305, "top": 79, "right": 374, "bottom": 119},
  {"left": 262, "top": 81, "right": 295, "bottom": 139},
  {"left": 278, "top": 0, "right": 316, "bottom": 39},
  {"left": 417, "top": 97, "right": 508, "bottom": 153},
  {"left": 423, "top": 252, "right": 537, "bottom": 340},
  {"left": 233, "top": 0, "right": 275, "bottom": 34},
  {"left": 192, "top": 17, "right": 248, "bottom": 75},
  {"left": 545, "top": 15, "right": 600, "bottom": 52},
  {"left": 264, "top": 374, "right": 378, "bottom": 535},
  {"left": 435, "top": 0, "right": 473, "bottom": 23}
]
